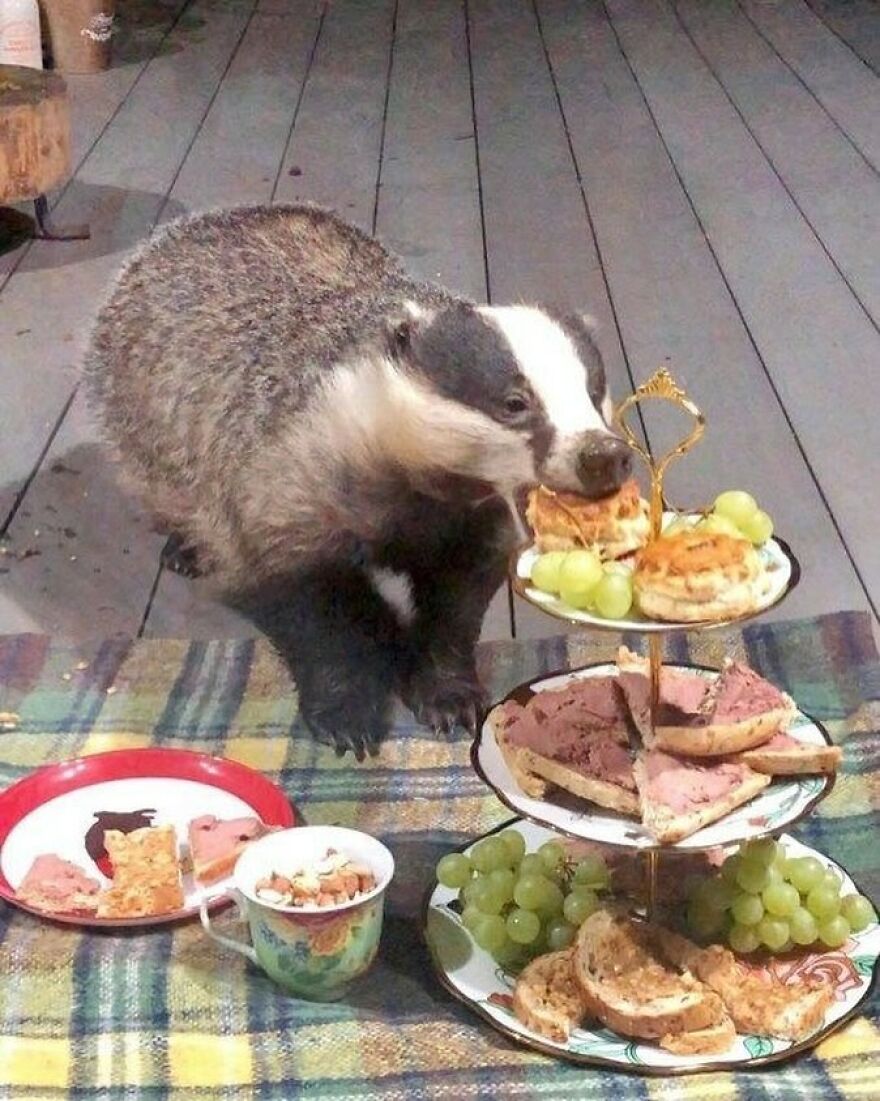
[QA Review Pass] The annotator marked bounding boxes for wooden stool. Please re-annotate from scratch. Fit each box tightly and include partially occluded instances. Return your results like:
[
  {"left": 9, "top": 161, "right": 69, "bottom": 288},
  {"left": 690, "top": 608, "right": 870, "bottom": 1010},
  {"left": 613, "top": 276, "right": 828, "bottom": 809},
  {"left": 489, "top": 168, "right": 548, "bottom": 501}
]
[{"left": 0, "top": 64, "right": 88, "bottom": 241}]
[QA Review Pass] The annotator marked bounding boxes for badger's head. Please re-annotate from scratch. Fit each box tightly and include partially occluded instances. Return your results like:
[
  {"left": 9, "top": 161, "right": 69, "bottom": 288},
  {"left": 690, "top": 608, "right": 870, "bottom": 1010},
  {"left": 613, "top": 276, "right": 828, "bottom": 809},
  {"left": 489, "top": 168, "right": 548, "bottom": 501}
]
[{"left": 380, "top": 301, "right": 631, "bottom": 502}]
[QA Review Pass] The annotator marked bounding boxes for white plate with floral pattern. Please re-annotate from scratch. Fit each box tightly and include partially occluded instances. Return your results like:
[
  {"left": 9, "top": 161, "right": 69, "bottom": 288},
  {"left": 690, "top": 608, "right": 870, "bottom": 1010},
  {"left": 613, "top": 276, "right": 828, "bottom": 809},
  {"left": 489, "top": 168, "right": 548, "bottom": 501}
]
[
  {"left": 473, "top": 662, "right": 834, "bottom": 852},
  {"left": 424, "top": 820, "right": 879, "bottom": 1074}
]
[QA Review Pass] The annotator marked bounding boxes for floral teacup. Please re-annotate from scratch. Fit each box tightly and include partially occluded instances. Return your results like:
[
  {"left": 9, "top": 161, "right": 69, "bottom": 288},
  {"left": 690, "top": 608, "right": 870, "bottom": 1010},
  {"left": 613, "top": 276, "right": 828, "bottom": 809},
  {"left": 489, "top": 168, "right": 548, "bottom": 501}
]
[{"left": 200, "top": 825, "right": 394, "bottom": 1001}]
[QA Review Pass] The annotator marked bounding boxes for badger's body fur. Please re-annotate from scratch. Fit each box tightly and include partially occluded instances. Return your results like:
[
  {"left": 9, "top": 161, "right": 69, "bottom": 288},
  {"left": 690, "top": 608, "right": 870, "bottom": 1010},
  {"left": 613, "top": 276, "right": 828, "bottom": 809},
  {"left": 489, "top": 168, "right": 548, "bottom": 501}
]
[{"left": 86, "top": 205, "right": 630, "bottom": 758}]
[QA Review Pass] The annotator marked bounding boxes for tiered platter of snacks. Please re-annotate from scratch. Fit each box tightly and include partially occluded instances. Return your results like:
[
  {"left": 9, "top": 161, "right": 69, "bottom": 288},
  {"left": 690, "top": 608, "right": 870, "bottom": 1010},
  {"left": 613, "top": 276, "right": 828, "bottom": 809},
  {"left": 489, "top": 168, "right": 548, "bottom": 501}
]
[{"left": 424, "top": 368, "right": 875, "bottom": 1074}]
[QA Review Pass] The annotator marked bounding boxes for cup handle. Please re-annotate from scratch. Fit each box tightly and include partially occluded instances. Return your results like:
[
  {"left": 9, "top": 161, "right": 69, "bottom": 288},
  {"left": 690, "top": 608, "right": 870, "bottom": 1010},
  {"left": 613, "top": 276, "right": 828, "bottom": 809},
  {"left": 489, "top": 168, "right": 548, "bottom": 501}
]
[{"left": 199, "top": 895, "right": 258, "bottom": 965}]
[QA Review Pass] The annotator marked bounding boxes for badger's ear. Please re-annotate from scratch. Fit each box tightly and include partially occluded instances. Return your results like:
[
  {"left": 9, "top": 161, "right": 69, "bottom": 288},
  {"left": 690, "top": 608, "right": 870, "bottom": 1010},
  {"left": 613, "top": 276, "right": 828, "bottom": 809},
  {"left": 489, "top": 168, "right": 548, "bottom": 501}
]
[{"left": 386, "top": 302, "right": 427, "bottom": 359}]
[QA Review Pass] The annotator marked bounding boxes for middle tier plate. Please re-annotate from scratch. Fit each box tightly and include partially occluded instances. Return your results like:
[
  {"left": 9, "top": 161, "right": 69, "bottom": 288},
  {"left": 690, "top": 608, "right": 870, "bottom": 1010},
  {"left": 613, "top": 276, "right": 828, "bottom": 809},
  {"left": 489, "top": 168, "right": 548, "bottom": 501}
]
[{"left": 473, "top": 662, "right": 834, "bottom": 852}]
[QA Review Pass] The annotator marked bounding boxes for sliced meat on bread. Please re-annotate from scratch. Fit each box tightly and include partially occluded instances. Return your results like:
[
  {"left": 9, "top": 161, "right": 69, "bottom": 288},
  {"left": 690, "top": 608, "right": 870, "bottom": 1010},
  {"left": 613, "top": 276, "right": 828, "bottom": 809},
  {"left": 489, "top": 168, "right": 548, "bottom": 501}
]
[
  {"left": 657, "top": 940, "right": 834, "bottom": 1042},
  {"left": 512, "top": 949, "right": 588, "bottom": 1042},
  {"left": 660, "top": 1012, "right": 737, "bottom": 1056},
  {"left": 188, "top": 814, "right": 267, "bottom": 884},
  {"left": 572, "top": 910, "right": 725, "bottom": 1040},
  {"left": 16, "top": 854, "right": 101, "bottom": 914},
  {"left": 488, "top": 701, "right": 550, "bottom": 799},
  {"left": 616, "top": 648, "right": 797, "bottom": 757},
  {"left": 635, "top": 750, "right": 771, "bottom": 844},
  {"left": 515, "top": 746, "right": 639, "bottom": 816},
  {"left": 737, "top": 731, "right": 841, "bottom": 775}
]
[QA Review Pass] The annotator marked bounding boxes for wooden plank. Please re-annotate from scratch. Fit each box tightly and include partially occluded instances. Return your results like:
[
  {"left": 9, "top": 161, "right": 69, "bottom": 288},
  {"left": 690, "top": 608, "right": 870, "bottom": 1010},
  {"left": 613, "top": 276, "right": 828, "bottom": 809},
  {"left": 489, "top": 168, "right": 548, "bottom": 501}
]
[
  {"left": 535, "top": 0, "right": 866, "bottom": 624},
  {"left": 674, "top": 0, "right": 880, "bottom": 328},
  {"left": 272, "top": 0, "right": 396, "bottom": 231},
  {"left": 739, "top": 0, "right": 880, "bottom": 172},
  {"left": 804, "top": 0, "right": 880, "bottom": 76},
  {"left": 374, "top": 0, "right": 509, "bottom": 641},
  {"left": 143, "top": 5, "right": 323, "bottom": 635},
  {"left": 605, "top": 0, "right": 880, "bottom": 615},
  {"left": 467, "top": 0, "right": 632, "bottom": 638},
  {"left": 0, "top": 0, "right": 259, "bottom": 637},
  {"left": 0, "top": 0, "right": 190, "bottom": 286}
]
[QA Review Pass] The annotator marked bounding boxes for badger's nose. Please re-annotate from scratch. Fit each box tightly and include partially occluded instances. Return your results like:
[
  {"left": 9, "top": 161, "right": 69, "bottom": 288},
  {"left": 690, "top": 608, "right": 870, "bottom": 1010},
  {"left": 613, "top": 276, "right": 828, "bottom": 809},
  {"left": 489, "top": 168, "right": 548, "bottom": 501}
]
[{"left": 576, "top": 435, "right": 632, "bottom": 498}]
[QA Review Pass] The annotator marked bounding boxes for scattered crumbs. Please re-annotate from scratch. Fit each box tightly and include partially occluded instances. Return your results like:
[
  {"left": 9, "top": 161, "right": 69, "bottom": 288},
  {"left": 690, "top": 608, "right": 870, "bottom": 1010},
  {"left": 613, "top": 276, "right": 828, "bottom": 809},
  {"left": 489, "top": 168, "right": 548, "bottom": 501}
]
[
  {"left": 62, "top": 527, "right": 77, "bottom": 539},
  {"left": 70, "top": 555, "right": 77, "bottom": 562},
  {"left": 62, "top": 333, "right": 73, "bottom": 343},
  {"left": 17, "top": 547, "right": 41, "bottom": 561},
  {"left": 46, "top": 504, "right": 57, "bottom": 513},
  {"left": 15, "top": 328, "right": 30, "bottom": 336},
  {"left": 61, "top": 672, "right": 72, "bottom": 682},
  {"left": 122, "top": 547, "right": 130, "bottom": 555},
  {"left": 75, "top": 661, "right": 88, "bottom": 671},
  {"left": 288, "top": 165, "right": 302, "bottom": 177},
  {"left": 106, "top": 686, "right": 117, "bottom": 696},
  {"left": 33, "top": 529, "right": 40, "bottom": 537},
  {"left": 0, "top": 546, "right": 7, "bottom": 556},
  {"left": 50, "top": 461, "right": 81, "bottom": 475}
]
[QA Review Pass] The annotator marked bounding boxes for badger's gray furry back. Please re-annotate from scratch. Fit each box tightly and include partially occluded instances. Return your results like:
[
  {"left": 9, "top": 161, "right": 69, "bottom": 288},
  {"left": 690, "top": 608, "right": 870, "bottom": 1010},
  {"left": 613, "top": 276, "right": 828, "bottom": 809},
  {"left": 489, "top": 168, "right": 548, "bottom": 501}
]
[{"left": 86, "top": 204, "right": 624, "bottom": 593}]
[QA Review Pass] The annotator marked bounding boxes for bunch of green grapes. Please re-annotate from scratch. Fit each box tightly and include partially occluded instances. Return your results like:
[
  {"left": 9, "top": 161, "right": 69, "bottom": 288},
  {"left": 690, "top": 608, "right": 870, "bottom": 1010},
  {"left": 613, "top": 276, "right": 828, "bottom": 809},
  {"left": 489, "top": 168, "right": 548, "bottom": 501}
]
[
  {"left": 436, "top": 832, "right": 611, "bottom": 969},
  {"left": 530, "top": 549, "right": 633, "bottom": 620},
  {"left": 686, "top": 838, "right": 876, "bottom": 955},
  {"left": 666, "top": 490, "right": 774, "bottom": 546}
]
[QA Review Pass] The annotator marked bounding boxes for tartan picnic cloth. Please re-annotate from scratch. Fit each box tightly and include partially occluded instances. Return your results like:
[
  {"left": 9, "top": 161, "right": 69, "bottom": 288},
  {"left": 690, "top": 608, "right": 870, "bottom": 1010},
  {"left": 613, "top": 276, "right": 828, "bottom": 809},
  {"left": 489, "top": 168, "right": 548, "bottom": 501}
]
[{"left": 0, "top": 611, "right": 878, "bottom": 1101}]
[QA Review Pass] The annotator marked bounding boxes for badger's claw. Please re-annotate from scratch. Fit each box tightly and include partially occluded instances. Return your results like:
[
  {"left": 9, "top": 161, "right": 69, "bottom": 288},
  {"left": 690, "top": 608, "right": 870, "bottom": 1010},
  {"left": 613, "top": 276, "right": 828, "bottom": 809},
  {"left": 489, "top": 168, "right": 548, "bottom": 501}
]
[
  {"left": 160, "top": 533, "right": 203, "bottom": 579},
  {"left": 403, "top": 662, "right": 486, "bottom": 738},
  {"left": 303, "top": 712, "right": 384, "bottom": 763}
]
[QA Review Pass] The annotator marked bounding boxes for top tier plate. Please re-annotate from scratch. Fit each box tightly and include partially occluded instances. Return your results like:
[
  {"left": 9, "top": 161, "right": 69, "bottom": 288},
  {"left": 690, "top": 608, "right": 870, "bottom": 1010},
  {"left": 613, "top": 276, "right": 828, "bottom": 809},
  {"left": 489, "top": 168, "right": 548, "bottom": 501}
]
[{"left": 512, "top": 514, "right": 800, "bottom": 635}]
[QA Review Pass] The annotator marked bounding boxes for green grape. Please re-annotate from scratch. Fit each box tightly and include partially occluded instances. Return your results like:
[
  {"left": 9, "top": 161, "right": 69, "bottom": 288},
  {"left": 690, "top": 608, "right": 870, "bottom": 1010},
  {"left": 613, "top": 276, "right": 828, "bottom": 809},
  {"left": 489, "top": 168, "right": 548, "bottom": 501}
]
[
  {"left": 743, "top": 838, "right": 779, "bottom": 868},
  {"left": 506, "top": 907, "right": 541, "bottom": 945},
  {"left": 572, "top": 855, "right": 609, "bottom": 889},
  {"left": 460, "top": 878, "right": 482, "bottom": 907},
  {"left": 720, "top": 854, "right": 742, "bottom": 886},
  {"left": 546, "top": 919, "right": 577, "bottom": 951},
  {"left": 740, "top": 509, "right": 773, "bottom": 546},
  {"left": 513, "top": 874, "right": 550, "bottom": 911},
  {"left": 728, "top": 923, "right": 761, "bottom": 954},
  {"left": 562, "top": 889, "right": 598, "bottom": 926},
  {"left": 493, "top": 938, "right": 526, "bottom": 971},
  {"left": 498, "top": 830, "right": 526, "bottom": 865},
  {"left": 764, "top": 863, "right": 784, "bottom": 886},
  {"left": 519, "top": 853, "right": 546, "bottom": 878},
  {"left": 762, "top": 881, "right": 800, "bottom": 918},
  {"left": 437, "top": 853, "right": 473, "bottom": 889},
  {"left": 480, "top": 837, "right": 514, "bottom": 873},
  {"left": 731, "top": 892, "right": 764, "bottom": 926},
  {"left": 473, "top": 914, "right": 509, "bottom": 955},
  {"left": 461, "top": 905, "right": 483, "bottom": 932},
  {"left": 558, "top": 550, "right": 602, "bottom": 608},
  {"left": 787, "top": 856, "right": 824, "bottom": 895},
  {"left": 806, "top": 885, "right": 841, "bottom": 920},
  {"left": 688, "top": 902, "right": 726, "bottom": 939},
  {"left": 697, "top": 877, "right": 737, "bottom": 912},
  {"left": 841, "top": 894, "right": 876, "bottom": 933},
  {"left": 757, "top": 915, "right": 790, "bottom": 951},
  {"left": 530, "top": 552, "right": 568, "bottom": 594},
  {"left": 713, "top": 490, "right": 758, "bottom": 527},
  {"left": 818, "top": 915, "right": 850, "bottom": 949},
  {"left": 538, "top": 840, "right": 565, "bottom": 876},
  {"left": 702, "top": 513, "right": 744, "bottom": 539},
  {"left": 487, "top": 868, "right": 516, "bottom": 905},
  {"left": 789, "top": 907, "right": 819, "bottom": 946},
  {"left": 593, "top": 572, "right": 634, "bottom": 620},
  {"left": 736, "top": 861, "right": 771, "bottom": 894},
  {"left": 822, "top": 868, "right": 843, "bottom": 893},
  {"left": 471, "top": 879, "right": 506, "bottom": 916},
  {"left": 536, "top": 879, "right": 565, "bottom": 917}
]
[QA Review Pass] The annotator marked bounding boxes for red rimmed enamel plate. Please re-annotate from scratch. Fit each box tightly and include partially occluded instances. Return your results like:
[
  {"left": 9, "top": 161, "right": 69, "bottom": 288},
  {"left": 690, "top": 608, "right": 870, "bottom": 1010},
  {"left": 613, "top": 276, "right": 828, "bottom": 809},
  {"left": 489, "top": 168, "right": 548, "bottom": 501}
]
[{"left": 0, "top": 747, "right": 297, "bottom": 928}]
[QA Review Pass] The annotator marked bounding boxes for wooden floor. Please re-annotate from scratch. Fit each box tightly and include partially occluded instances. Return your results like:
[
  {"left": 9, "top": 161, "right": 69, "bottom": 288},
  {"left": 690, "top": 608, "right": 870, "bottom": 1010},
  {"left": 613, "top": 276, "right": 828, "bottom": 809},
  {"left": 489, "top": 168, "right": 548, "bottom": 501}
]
[{"left": 1, "top": 0, "right": 878, "bottom": 644}]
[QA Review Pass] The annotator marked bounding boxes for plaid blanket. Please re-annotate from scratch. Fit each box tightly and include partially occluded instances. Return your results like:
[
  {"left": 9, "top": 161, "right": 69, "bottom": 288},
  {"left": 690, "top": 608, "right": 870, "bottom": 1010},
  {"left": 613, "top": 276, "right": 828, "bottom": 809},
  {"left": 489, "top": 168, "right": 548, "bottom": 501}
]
[{"left": 0, "top": 611, "right": 877, "bottom": 1100}]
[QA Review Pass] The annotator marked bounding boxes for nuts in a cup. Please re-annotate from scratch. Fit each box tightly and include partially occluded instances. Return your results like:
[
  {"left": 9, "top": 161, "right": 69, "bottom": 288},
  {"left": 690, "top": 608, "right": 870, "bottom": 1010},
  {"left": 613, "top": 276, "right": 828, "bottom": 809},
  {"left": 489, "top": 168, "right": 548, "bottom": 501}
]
[{"left": 255, "top": 847, "right": 377, "bottom": 908}]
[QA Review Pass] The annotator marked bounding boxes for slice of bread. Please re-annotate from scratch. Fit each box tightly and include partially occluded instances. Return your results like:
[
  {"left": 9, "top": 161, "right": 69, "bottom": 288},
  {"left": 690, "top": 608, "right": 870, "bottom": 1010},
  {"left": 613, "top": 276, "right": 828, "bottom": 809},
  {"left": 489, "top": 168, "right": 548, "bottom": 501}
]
[
  {"left": 512, "top": 949, "right": 588, "bottom": 1042},
  {"left": 188, "top": 815, "right": 267, "bottom": 884},
  {"left": 96, "top": 825, "right": 184, "bottom": 919},
  {"left": 660, "top": 1011, "right": 737, "bottom": 1055},
  {"left": 738, "top": 740, "right": 841, "bottom": 775},
  {"left": 516, "top": 747, "right": 640, "bottom": 817},
  {"left": 635, "top": 751, "right": 771, "bottom": 844},
  {"left": 572, "top": 910, "right": 724, "bottom": 1040},
  {"left": 488, "top": 704, "right": 550, "bottom": 799}
]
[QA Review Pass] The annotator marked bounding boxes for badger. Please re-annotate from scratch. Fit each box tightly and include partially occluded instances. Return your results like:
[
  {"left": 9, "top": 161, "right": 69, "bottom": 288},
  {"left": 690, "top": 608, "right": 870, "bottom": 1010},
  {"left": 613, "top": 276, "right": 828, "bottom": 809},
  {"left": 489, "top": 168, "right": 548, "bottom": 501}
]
[{"left": 85, "top": 205, "right": 631, "bottom": 760}]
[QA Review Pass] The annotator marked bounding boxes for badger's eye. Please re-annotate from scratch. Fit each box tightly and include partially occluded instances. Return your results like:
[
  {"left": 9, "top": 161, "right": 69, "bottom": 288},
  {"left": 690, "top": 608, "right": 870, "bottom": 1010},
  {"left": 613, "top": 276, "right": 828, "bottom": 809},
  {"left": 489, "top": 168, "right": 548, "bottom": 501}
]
[{"left": 504, "top": 393, "right": 530, "bottom": 416}]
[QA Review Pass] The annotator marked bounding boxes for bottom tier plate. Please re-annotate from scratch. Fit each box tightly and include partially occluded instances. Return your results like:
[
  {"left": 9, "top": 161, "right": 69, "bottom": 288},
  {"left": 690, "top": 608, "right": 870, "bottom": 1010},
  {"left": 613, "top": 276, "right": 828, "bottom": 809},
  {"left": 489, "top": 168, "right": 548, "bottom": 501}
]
[{"left": 423, "top": 819, "right": 879, "bottom": 1075}]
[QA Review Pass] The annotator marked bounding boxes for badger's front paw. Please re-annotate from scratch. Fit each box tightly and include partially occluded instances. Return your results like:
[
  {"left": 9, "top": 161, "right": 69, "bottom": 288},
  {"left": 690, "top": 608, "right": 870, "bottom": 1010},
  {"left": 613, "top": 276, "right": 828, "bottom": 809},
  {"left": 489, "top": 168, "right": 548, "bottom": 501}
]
[
  {"left": 401, "top": 660, "right": 487, "bottom": 737},
  {"left": 299, "top": 696, "right": 388, "bottom": 763}
]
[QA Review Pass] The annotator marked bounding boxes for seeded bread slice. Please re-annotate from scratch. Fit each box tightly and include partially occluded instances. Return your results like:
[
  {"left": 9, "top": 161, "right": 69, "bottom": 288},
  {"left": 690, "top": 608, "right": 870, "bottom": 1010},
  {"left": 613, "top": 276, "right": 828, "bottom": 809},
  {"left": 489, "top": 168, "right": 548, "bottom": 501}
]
[
  {"left": 738, "top": 742, "right": 841, "bottom": 775},
  {"left": 512, "top": 949, "right": 588, "bottom": 1042},
  {"left": 516, "top": 747, "right": 640, "bottom": 817}
]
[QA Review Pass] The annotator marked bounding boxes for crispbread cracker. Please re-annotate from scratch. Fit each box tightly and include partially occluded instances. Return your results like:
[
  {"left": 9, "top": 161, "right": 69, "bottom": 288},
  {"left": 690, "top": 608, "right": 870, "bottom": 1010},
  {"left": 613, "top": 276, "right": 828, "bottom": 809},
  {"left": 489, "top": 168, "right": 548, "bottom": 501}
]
[{"left": 96, "top": 825, "right": 184, "bottom": 919}]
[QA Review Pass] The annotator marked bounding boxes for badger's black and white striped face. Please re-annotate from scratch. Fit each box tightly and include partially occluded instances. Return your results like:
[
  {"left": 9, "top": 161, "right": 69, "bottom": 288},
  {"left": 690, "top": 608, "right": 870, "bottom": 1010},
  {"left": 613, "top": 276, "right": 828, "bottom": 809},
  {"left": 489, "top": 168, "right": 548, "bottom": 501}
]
[{"left": 395, "top": 302, "right": 631, "bottom": 499}]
